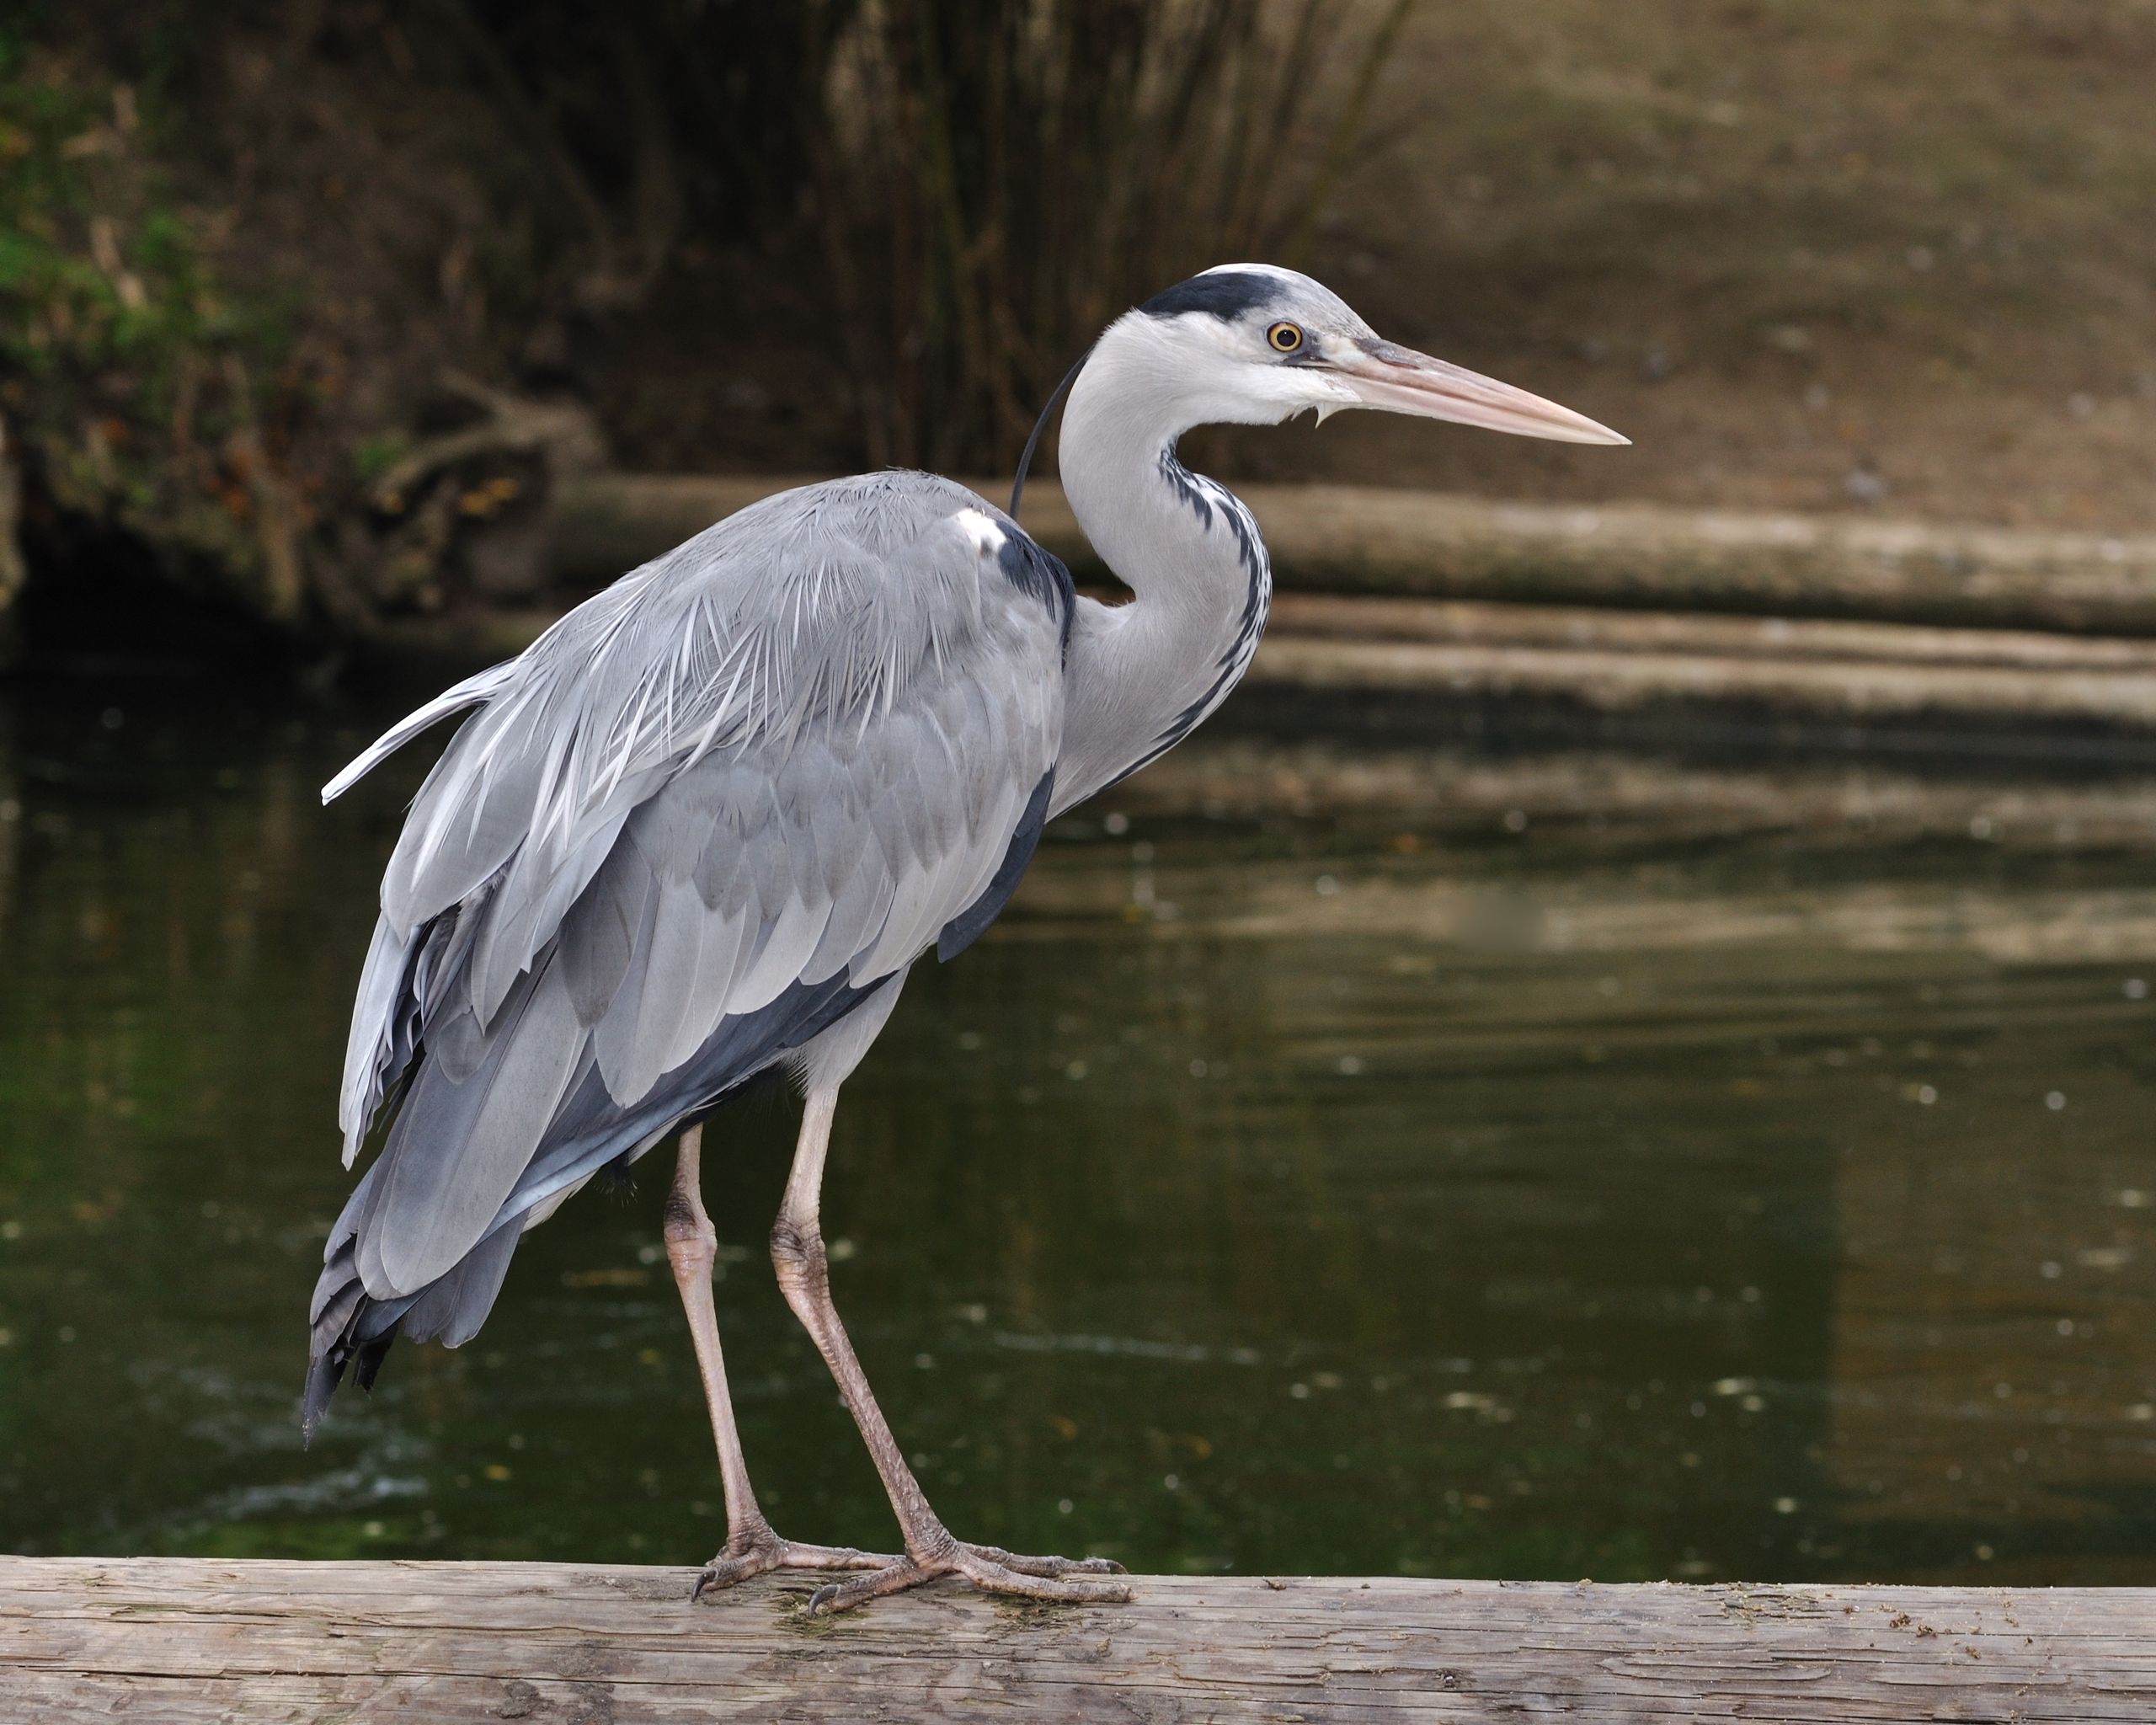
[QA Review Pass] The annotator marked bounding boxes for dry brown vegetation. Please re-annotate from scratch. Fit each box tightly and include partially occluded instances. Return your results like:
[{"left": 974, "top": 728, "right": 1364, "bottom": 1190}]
[
  {"left": 3, "top": 0, "right": 2153, "bottom": 656},
  {"left": 2, "top": 1, "right": 1408, "bottom": 644}
]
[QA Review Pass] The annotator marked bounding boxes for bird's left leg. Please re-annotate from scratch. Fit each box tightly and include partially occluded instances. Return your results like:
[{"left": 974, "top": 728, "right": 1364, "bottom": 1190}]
[
  {"left": 770, "top": 1084, "right": 1130, "bottom": 1616},
  {"left": 663, "top": 1124, "right": 893, "bottom": 1596}
]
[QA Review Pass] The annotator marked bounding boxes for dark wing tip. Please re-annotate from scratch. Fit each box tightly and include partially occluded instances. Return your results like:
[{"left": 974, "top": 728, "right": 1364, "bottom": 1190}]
[
  {"left": 353, "top": 1332, "right": 396, "bottom": 1393},
  {"left": 299, "top": 1349, "right": 345, "bottom": 1445},
  {"left": 299, "top": 1326, "right": 398, "bottom": 1443}
]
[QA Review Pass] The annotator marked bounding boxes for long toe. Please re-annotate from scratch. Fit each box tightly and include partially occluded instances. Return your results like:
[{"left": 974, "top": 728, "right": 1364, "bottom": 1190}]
[
  {"left": 805, "top": 1558, "right": 944, "bottom": 1616},
  {"left": 958, "top": 1542, "right": 1126, "bottom": 1578},
  {"left": 806, "top": 1548, "right": 1133, "bottom": 1616},
  {"left": 950, "top": 1547, "right": 1133, "bottom": 1606},
  {"left": 771, "top": 1538, "right": 894, "bottom": 1572},
  {"left": 693, "top": 1533, "right": 896, "bottom": 1601}
]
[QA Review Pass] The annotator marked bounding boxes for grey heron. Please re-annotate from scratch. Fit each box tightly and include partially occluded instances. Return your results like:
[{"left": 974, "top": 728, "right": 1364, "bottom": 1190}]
[{"left": 304, "top": 264, "right": 1625, "bottom": 1613}]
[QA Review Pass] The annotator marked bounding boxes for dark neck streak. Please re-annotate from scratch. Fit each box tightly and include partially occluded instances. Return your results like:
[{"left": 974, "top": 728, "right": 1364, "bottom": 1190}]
[{"left": 1112, "top": 447, "right": 1273, "bottom": 777}]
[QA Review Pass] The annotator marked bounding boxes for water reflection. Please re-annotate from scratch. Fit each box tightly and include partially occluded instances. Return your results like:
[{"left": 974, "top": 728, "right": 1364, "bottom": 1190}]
[{"left": 0, "top": 681, "right": 2151, "bottom": 1583}]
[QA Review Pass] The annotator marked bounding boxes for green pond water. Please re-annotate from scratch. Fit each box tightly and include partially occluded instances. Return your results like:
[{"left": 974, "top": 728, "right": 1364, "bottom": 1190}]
[{"left": 2, "top": 681, "right": 2154, "bottom": 1587}]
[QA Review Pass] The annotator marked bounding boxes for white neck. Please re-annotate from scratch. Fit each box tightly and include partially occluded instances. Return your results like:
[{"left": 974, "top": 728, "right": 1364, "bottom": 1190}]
[{"left": 1047, "top": 316, "right": 1274, "bottom": 814}]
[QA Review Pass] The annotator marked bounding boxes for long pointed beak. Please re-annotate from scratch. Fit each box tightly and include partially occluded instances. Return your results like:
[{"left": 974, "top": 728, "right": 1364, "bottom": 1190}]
[{"left": 1329, "top": 338, "right": 1629, "bottom": 445}]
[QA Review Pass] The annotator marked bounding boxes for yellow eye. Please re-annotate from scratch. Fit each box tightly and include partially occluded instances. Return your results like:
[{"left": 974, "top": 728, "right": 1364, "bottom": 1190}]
[{"left": 1267, "top": 322, "right": 1304, "bottom": 353}]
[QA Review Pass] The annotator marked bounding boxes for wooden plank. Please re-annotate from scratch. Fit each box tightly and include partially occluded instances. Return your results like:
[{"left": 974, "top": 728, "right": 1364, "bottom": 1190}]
[{"left": 2, "top": 1557, "right": 2153, "bottom": 1722}]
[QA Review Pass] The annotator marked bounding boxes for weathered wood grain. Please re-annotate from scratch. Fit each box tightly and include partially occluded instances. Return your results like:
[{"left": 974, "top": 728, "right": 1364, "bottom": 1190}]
[{"left": 2, "top": 1557, "right": 2152, "bottom": 1722}]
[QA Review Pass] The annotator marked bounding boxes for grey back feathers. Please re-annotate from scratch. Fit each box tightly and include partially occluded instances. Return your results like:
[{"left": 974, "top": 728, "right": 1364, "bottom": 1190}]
[{"left": 307, "top": 473, "right": 1073, "bottom": 1429}]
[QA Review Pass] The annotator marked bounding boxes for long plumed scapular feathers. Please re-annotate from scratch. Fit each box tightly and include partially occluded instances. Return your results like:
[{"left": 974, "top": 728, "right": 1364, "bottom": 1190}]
[
  {"left": 307, "top": 473, "right": 1075, "bottom": 1431},
  {"left": 321, "top": 661, "right": 521, "bottom": 804}
]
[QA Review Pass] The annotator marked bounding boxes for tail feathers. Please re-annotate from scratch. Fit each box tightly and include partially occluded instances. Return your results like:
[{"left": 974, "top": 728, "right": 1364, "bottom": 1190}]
[
  {"left": 301, "top": 1302, "right": 402, "bottom": 1444},
  {"left": 401, "top": 1222, "right": 520, "bottom": 1347},
  {"left": 301, "top": 1222, "right": 521, "bottom": 1442}
]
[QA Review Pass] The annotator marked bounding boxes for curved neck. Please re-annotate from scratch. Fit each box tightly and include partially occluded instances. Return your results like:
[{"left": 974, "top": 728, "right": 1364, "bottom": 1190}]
[{"left": 1049, "top": 321, "right": 1273, "bottom": 814}]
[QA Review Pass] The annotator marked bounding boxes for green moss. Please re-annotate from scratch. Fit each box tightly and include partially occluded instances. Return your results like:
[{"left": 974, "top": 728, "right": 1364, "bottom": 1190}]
[{"left": 353, "top": 433, "right": 413, "bottom": 485}]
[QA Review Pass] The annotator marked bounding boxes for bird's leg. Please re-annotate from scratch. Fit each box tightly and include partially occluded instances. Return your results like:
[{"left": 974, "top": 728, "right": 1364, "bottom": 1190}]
[
  {"left": 769, "top": 1087, "right": 1130, "bottom": 1616},
  {"left": 663, "top": 1124, "right": 893, "bottom": 1597}
]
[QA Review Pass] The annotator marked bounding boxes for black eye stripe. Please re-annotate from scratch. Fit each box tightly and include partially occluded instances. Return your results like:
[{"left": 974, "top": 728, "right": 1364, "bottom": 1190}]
[{"left": 1139, "top": 270, "right": 1287, "bottom": 320}]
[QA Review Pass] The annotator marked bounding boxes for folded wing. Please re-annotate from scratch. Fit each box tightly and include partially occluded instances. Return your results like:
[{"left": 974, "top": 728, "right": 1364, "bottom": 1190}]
[{"left": 305, "top": 475, "right": 1070, "bottom": 1429}]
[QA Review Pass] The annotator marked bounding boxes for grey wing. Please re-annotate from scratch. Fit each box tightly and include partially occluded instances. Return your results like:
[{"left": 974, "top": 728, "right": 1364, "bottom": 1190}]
[{"left": 318, "top": 473, "right": 1067, "bottom": 1316}]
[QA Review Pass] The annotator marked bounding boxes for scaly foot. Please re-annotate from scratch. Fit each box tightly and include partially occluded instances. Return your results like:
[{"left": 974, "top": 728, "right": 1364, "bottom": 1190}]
[
  {"left": 806, "top": 1536, "right": 1129, "bottom": 1615},
  {"left": 691, "top": 1516, "right": 895, "bottom": 1600}
]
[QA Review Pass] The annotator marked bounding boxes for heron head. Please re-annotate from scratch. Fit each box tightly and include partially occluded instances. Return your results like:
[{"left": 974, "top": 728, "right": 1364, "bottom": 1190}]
[{"left": 1126, "top": 262, "right": 1627, "bottom": 445}]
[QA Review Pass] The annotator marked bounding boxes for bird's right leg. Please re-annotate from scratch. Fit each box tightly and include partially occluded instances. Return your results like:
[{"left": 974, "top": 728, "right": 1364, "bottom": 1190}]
[
  {"left": 769, "top": 1087, "right": 1130, "bottom": 1616},
  {"left": 663, "top": 1124, "right": 893, "bottom": 1595}
]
